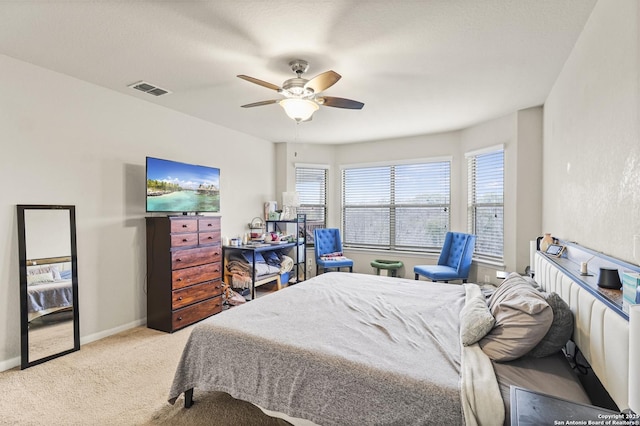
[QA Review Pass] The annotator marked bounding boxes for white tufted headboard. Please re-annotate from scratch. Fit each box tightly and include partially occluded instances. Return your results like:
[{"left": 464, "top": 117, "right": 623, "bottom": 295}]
[{"left": 535, "top": 252, "right": 629, "bottom": 411}]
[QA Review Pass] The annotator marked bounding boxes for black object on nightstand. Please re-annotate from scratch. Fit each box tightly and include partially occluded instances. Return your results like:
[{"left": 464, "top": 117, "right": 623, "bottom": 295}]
[{"left": 510, "top": 386, "right": 620, "bottom": 426}]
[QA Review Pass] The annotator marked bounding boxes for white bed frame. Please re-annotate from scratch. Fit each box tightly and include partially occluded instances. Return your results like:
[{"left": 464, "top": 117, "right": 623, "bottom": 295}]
[{"left": 535, "top": 252, "right": 629, "bottom": 411}]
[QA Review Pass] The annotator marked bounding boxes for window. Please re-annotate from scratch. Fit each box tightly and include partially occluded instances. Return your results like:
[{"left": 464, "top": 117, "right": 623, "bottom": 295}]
[
  {"left": 295, "top": 166, "right": 327, "bottom": 245},
  {"left": 467, "top": 147, "right": 504, "bottom": 260},
  {"left": 342, "top": 161, "right": 450, "bottom": 251}
]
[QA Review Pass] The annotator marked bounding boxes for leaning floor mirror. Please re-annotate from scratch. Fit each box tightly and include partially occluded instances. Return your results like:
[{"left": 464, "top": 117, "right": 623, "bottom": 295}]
[{"left": 17, "top": 205, "right": 80, "bottom": 369}]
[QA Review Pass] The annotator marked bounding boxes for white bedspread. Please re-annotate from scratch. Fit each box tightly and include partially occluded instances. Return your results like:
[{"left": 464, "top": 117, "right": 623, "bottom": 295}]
[
  {"left": 169, "top": 272, "right": 503, "bottom": 425},
  {"left": 460, "top": 284, "right": 505, "bottom": 426}
]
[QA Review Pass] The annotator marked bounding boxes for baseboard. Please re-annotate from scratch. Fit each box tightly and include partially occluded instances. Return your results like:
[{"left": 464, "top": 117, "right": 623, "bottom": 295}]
[
  {"left": 0, "top": 318, "right": 147, "bottom": 373},
  {"left": 80, "top": 318, "right": 146, "bottom": 346},
  {"left": 0, "top": 356, "right": 20, "bottom": 372}
]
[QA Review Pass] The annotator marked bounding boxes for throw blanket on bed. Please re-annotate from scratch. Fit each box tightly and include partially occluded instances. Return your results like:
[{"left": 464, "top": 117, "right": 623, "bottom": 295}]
[
  {"left": 169, "top": 273, "right": 502, "bottom": 425},
  {"left": 460, "top": 284, "right": 505, "bottom": 426}
]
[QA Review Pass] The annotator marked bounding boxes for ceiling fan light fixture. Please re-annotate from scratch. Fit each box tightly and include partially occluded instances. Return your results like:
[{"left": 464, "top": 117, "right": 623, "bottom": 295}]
[{"left": 279, "top": 98, "right": 319, "bottom": 122}]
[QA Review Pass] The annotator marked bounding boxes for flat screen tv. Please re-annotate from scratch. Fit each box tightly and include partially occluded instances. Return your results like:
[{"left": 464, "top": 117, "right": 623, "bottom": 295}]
[{"left": 146, "top": 157, "right": 220, "bottom": 214}]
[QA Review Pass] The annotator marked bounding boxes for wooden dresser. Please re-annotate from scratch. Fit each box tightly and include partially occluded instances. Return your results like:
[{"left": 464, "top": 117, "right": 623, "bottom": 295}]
[{"left": 146, "top": 215, "right": 222, "bottom": 332}]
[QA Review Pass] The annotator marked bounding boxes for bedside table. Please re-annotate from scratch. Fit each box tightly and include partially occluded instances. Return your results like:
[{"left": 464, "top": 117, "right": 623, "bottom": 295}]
[{"left": 510, "top": 386, "right": 620, "bottom": 426}]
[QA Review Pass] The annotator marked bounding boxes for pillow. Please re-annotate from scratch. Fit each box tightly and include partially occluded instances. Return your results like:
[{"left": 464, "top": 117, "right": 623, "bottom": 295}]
[
  {"left": 27, "top": 272, "right": 55, "bottom": 285},
  {"left": 241, "top": 251, "right": 266, "bottom": 264},
  {"left": 460, "top": 289, "right": 496, "bottom": 346},
  {"left": 479, "top": 273, "right": 553, "bottom": 361},
  {"left": 487, "top": 272, "right": 535, "bottom": 309},
  {"left": 320, "top": 251, "right": 343, "bottom": 258},
  {"left": 522, "top": 275, "right": 541, "bottom": 290},
  {"left": 27, "top": 264, "right": 62, "bottom": 280},
  {"left": 527, "top": 292, "right": 574, "bottom": 358},
  {"left": 262, "top": 250, "right": 281, "bottom": 266}
]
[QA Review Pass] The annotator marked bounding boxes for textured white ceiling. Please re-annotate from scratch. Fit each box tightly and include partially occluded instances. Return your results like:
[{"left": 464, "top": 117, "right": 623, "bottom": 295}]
[{"left": 0, "top": 1, "right": 597, "bottom": 144}]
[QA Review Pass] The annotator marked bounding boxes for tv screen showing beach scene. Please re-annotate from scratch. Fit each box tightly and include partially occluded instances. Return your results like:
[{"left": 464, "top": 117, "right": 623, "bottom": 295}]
[{"left": 146, "top": 157, "right": 220, "bottom": 213}]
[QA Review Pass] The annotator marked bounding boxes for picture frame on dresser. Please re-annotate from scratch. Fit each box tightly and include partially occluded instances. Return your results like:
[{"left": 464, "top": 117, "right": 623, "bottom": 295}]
[{"left": 145, "top": 215, "right": 223, "bottom": 333}]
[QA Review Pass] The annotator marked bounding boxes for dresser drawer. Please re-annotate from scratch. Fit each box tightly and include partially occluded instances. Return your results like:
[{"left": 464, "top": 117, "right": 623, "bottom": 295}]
[
  {"left": 172, "top": 296, "right": 222, "bottom": 330},
  {"left": 172, "top": 280, "right": 223, "bottom": 309},
  {"left": 198, "top": 231, "right": 221, "bottom": 246},
  {"left": 170, "top": 218, "right": 198, "bottom": 233},
  {"left": 172, "top": 262, "right": 221, "bottom": 289},
  {"left": 171, "top": 232, "right": 198, "bottom": 248},
  {"left": 199, "top": 217, "right": 220, "bottom": 231},
  {"left": 172, "top": 245, "right": 221, "bottom": 269}
]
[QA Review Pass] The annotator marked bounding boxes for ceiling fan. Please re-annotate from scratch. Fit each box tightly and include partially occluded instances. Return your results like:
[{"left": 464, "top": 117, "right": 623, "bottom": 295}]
[{"left": 237, "top": 59, "right": 364, "bottom": 122}]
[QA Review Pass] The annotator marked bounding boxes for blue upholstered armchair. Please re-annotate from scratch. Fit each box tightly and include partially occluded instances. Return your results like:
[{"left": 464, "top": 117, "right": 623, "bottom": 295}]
[
  {"left": 414, "top": 232, "right": 476, "bottom": 283},
  {"left": 313, "top": 228, "right": 354, "bottom": 275}
]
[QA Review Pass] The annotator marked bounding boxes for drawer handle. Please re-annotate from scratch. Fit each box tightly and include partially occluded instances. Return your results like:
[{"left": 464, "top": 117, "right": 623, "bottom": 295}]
[
  {"left": 177, "top": 278, "right": 183, "bottom": 282},
  {"left": 182, "top": 224, "right": 188, "bottom": 228},
  {"left": 176, "top": 258, "right": 182, "bottom": 262},
  {"left": 207, "top": 236, "right": 213, "bottom": 240},
  {"left": 178, "top": 296, "right": 183, "bottom": 301},
  {"left": 177, "top": 316, "right": 182, "bottom": 321},
  {"left": 182, "top": 238, "right": 188, "bottom": 242},
  {"left": 207, "top": 223, "right": 212, "bottom": 227}
]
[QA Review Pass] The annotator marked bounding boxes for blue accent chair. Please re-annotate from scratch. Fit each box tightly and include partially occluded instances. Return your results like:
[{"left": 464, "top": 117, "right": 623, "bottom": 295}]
[
  {"left": 314, "top": 228, "right": 354, "bottom": 275},
  {"left": 414, "top": 232, "right": 476, "bottom": 283}
]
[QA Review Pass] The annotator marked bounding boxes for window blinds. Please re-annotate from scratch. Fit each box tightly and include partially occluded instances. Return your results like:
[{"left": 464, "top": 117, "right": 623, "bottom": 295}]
[
  {"left": 467, "top": 149, "right": 504, "bottom": 259},
  {"left": 295, "top": 167, "right": 327, "bottom": 243},
  {"left": 342, "top": 161, "right": 450, "bottom": 250}
]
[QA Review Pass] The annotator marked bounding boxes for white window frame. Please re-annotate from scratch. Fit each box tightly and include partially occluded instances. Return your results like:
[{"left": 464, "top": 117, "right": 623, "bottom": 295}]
[
  {"left": 341, "top": 158, "right": 451, "bottom": 251},
  {"left": 466, "top": 145, "right": 505, "bottom": 261},
  {"left": 295, "top": 164, "right": 328, "bottom": 246}
]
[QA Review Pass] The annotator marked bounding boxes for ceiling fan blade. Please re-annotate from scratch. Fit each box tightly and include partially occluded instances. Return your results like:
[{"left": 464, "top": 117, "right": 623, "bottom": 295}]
[
  {"left": 304, "top": 70, "right": 341, "bottom": 93},
  {"left": 241, "top": 99, "right": 279, "bottom": 108},
  {"left": 237, "top": 75, "right": 281, "bottom": 91},
  {"left": 320, "top": 96, "right": 364, "bottom": 110}
]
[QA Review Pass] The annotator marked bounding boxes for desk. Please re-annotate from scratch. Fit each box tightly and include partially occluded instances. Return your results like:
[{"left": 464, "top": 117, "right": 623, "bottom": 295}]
[{"left": 510, "top": 386, "right": 621, "bottom": 426}]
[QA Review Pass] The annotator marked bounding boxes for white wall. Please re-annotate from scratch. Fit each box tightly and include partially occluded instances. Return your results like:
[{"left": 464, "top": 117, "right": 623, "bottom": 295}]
[
  {"left": 0, "top": 54, "right": 276, "bottom": 369},
  {"left": 278, "top": 110, "right": 543, "bottom": 280},
  {"left": 543, "top": 0, "right": 640, "bottom": 264}
]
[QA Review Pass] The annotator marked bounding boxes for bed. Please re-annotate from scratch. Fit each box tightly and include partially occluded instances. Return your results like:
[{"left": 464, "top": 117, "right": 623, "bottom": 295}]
[
  {"left": 168, "top": 253, "right": 630, "bottom": 425},
  {"left": 26, "top": 259, "right": 73, "bottom": 322}
]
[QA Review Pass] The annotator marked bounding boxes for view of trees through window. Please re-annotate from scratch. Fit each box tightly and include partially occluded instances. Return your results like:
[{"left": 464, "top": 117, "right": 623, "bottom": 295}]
[
  {"left": 342, "top": 162, "right": 450, "bottom": 251},
  {"left": 467, "top": 149, "right": 504, "bottom": 259}
]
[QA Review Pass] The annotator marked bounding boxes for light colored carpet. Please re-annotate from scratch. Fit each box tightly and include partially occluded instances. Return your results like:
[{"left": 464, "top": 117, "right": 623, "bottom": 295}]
[
  {"left": 27, "top": 313, "right": 74, "bottom": 362},
  {"left": 0, "top": 324, "right": 291, "bottom": 425}
]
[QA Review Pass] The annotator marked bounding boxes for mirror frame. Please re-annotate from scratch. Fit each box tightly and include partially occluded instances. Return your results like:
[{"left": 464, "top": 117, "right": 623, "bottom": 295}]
[{"left": 17, "top": 204, "right": 80, "bottom": 369}]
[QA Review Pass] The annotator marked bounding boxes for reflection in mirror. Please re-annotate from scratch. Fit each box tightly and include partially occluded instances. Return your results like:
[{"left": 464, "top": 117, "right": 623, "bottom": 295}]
[{"left": 17, "top": 205, "right": 79, "bottom": 369}]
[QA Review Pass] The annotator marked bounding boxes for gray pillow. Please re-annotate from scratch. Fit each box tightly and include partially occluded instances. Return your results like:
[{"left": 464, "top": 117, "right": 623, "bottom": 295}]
[
  {"left": 460, "top": 294, "right": 495, "bottom": 346},
  {"left": 527, "top": 292, "right": 574, "bottom": 358},
  {"left": 479, "top": 274, "right": 553, "bottom": 362}
]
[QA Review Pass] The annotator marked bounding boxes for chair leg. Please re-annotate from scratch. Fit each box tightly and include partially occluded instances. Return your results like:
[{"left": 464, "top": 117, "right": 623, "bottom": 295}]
[
  {"left": 415, "top": 274, "right": 419, "bottom": 280},
  {"left": 316, "top": 265, "right": 319, "bottom": 275},
  {"left": 463, "top": 279, "right": 467, "bottom": 283},
  {"left": 349, "top": 266, "right": 353, "bottom": 272}
]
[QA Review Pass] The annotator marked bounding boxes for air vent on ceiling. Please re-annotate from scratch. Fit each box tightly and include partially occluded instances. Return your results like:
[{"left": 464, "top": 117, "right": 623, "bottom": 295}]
[{"left": 128, "top": 81, "right": 171, "bottom": 96}]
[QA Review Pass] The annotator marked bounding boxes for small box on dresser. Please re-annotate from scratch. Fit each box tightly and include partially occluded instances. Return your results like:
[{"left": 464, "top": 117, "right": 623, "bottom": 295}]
[{"left": 146, "top": 216, "right": 223, "bottom": 332}]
